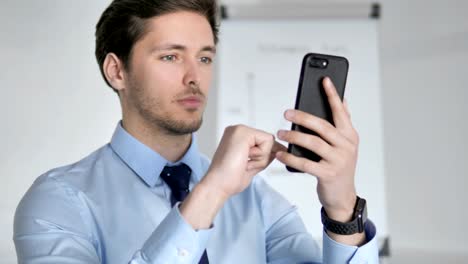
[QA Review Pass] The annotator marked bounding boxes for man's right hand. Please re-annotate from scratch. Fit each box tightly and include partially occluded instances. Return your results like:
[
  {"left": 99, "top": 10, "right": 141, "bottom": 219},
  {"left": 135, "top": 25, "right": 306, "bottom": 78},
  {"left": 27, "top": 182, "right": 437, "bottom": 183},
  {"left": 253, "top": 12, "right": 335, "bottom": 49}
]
[
  {"left": 202, "top": 125, "right": 284, "bottom": 200},
  {"left": 180, "top": 125, "right": 285, "bottom": 230}
]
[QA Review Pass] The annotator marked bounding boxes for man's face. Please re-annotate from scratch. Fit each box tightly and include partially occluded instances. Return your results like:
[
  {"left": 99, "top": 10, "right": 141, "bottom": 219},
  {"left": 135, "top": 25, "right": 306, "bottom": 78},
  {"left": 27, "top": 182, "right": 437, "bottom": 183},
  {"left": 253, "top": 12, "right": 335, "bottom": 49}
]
[{"left": 122, "top": 11, "right": 215, "bottom": 135}]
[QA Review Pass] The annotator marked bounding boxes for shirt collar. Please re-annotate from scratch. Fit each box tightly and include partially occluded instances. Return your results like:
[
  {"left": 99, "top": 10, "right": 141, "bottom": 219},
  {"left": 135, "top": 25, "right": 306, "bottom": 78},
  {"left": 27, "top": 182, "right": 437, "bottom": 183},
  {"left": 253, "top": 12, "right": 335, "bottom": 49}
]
[{"left": 109, "top": 121, "right": 203, "bottom": 187}]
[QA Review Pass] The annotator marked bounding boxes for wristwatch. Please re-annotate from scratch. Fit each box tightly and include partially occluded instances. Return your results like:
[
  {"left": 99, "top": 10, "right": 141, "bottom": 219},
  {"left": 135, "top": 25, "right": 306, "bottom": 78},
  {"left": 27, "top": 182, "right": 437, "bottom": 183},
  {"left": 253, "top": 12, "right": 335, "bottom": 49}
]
[{"left": 321, "top": 196, "right": 367, "bottom": 235}]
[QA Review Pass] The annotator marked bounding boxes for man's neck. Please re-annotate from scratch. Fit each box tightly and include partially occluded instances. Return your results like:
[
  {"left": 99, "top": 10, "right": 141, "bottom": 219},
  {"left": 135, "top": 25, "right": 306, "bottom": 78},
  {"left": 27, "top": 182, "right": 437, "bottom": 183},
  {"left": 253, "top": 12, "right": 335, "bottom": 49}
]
[{"left": 121, "top": 118, "right": 192, "bottom": 163}]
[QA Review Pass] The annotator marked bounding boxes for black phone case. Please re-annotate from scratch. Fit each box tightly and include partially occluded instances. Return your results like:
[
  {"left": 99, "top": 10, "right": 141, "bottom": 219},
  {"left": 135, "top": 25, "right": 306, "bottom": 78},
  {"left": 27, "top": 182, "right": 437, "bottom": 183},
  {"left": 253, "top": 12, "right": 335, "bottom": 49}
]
[{"left": 286, "top": 53, "right": 349, "bottom": 173}]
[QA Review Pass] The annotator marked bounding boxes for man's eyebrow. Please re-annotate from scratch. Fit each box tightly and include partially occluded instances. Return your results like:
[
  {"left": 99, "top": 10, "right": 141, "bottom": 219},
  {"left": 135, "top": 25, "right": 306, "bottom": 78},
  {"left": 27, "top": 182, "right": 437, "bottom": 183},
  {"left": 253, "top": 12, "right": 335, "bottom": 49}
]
[
  {"left": 151, "top": 44, "right": 216, "bottom": 54},
  {"left": 151, "top": 44, "right": 186, "bottom": 52},
  {"left": 201, "top": 45, "right": 217, "bottom": 54}
]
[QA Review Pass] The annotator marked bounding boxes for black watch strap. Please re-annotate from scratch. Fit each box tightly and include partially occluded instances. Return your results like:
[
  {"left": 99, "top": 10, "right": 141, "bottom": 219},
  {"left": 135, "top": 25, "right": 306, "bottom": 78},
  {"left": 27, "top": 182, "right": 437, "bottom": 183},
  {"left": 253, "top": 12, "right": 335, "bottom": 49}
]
[{"left": 321, "top": 196, "right": 367, "bottom": 235}]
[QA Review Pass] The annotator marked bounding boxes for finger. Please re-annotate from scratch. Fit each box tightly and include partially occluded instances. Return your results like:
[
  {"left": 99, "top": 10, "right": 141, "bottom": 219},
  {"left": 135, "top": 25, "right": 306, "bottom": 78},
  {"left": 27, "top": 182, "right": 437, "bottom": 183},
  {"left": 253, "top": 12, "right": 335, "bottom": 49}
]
[
  {"left": 275, "top": 151, "right": 327, "bottom": 178},
  {"left": 343, "top": 99, "right": 351, "bottom": 119},
  {"left": 246, "top": 130, "right": 276, "bottom": 165},
  {"left": 277, "top": 130, "right": 333, "bottom": 161},
  {"left": 249, "top": 147, "right": 263, "bottom": 158},
  {"left": 284, "top": 109, "right": 349, "bottom": 147},
  {"left": 331, "top": 97, "right": 359, "bottom": 144},
  {"left": 247, "top": 159, "right": 269, "bottom": 171},
  {"left": 269, "top": 141, "right": 287, "bottom": 162},
  {"left": 252, "top": 129, "right": 275, "bottom": 151},
  {"left": 323, "top": 77, "right": 352, "bottom": 129},
  {"left": 271, "top": 141, "right": 287, "bottom": 154}
]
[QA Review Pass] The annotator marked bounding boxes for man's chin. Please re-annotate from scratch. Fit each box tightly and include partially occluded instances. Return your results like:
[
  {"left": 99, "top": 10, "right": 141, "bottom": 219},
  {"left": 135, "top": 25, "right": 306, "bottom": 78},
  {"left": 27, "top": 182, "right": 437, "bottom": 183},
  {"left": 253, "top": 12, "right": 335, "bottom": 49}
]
[{"left": 159, "top": 117, "right": 203, "bottom": 136}]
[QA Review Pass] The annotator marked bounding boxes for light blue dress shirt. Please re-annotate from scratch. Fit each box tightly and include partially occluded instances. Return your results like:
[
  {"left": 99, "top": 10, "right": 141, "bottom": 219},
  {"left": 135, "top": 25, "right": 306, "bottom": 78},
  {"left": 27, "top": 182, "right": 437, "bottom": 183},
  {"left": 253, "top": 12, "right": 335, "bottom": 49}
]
[{"left": 14, "top": 122, "right": 379, "bottom": 264}]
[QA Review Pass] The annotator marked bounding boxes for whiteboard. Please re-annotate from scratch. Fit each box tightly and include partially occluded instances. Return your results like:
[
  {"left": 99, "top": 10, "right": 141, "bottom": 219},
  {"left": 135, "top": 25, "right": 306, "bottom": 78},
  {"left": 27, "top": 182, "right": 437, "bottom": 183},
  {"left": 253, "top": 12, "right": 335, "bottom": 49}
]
[{"left": 216, "top": 18, "right": 388, "bottom": 248}]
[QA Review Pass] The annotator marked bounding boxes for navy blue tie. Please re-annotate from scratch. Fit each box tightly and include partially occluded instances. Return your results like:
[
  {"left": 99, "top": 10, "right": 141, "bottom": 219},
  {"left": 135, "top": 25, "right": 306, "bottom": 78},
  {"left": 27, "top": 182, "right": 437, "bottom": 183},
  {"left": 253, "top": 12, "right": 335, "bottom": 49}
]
[{"left": 160, "top": 163, "right": 209, "bottom": 264}]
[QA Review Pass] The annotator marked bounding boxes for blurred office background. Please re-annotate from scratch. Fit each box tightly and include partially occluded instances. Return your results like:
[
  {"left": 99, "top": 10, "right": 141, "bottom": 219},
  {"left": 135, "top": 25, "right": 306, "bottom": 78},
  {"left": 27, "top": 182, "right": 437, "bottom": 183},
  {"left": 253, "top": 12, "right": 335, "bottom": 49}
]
[{"left": 1, "top": 0, "right": 467, "bottom": 263}]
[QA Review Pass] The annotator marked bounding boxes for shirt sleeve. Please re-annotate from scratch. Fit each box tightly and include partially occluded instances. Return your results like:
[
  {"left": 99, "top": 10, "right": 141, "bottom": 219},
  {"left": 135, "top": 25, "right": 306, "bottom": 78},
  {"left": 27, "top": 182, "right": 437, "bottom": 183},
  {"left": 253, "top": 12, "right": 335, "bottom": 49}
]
[
  {"left": 255, "top": 176, "right": 379, "bottom": 264},
  {"left": 14, "top": 176, "right": 102, "bottom": 263},
  {"left": 137, "top": 203, "right": 212, "bottom": 264},
  {"left": 322, "top": 221, "right": 379, "bottom": 264},
  {"left": 14, "top": 175, "right": 212, "bottom": 264}
]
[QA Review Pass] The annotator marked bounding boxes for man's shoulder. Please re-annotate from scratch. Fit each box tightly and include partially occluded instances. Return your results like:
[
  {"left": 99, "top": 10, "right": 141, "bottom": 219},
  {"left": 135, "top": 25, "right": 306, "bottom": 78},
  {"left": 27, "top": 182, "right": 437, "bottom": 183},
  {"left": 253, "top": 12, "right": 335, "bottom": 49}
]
[
  {"left": 39, "top": 144, "right": 113, "bottom": 183},
  {"left": 16, "top": 144, "right": 114, "bottom": 214},
  {"left": 13, "top": 145, "right": 113, "bottom": 239},
  {"left": 22, "top": 144, "right": 119, "bottom": 203}
]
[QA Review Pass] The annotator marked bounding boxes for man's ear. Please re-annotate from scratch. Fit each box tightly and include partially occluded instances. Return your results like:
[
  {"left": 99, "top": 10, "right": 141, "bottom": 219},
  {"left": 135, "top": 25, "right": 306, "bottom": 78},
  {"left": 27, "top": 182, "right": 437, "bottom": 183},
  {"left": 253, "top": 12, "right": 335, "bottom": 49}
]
[{"left": 103, "top": 53, "right": 127, "bottom": 92}]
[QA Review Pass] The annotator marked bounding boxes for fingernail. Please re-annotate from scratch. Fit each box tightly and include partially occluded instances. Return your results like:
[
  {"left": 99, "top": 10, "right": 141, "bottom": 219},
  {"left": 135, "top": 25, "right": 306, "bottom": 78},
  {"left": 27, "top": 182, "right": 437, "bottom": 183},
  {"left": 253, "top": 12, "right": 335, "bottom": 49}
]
[
  {"left": 285, "top": 110, "right": 294, "bottom": 119},
  {"left": 277, "top": 130, "right": 286, "bottom": 138}
]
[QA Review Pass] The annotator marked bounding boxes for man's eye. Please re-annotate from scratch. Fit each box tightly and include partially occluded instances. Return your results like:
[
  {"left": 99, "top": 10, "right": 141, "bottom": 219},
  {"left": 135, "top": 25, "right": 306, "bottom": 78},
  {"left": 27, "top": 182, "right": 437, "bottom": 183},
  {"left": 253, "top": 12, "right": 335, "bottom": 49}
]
[
  {"left": 161, "top": 55, "right": 176, "bottom": 61},
  {"left": 200, "top": 57, "right": 213, "bottom": 64}
]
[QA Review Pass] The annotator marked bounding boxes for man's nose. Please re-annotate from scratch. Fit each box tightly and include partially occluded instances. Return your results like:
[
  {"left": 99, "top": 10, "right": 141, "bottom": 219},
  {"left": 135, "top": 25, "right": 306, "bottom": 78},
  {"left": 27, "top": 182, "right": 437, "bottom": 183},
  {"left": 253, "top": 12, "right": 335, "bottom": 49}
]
[{"left": 182, "top": 59, "right": 201, "bottom": 87}]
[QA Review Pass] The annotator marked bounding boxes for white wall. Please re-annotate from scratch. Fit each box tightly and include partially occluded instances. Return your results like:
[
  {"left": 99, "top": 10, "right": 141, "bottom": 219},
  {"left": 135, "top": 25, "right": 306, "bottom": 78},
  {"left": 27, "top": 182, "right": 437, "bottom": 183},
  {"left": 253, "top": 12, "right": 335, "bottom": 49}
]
[
  {"left": 1, "top": 0, "right": 467, "bottom": 263},
  {"left": 0, "top": 1, "right": 119, "bottom": 262},
  {"left": 379, "top": 0, "right": 468, "bottom": 262}
]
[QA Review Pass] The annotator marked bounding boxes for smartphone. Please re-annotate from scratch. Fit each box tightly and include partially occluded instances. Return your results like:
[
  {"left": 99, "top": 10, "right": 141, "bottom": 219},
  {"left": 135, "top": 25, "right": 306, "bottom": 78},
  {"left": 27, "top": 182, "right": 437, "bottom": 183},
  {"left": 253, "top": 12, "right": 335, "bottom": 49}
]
[{"left": 286, "top": 53, "right": 349, "bottom": 173}]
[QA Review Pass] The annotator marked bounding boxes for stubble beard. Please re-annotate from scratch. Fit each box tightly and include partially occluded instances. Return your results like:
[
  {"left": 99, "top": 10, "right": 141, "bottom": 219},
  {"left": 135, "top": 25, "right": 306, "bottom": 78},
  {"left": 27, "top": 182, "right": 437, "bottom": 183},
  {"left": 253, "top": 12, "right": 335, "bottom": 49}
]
[
  {"left": 140, "top": 104, "right": 203, "bottom": 136},
  {"left": 128, "top": 78, "right": 204, "bottom": 136}
]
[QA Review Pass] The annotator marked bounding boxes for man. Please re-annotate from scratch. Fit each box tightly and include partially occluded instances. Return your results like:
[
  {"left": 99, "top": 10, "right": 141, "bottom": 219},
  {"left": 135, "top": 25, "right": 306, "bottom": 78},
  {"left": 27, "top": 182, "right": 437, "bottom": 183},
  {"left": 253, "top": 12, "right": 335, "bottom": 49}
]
[{"left": 14, "top": 0, "right": 379, "bottom": 263}]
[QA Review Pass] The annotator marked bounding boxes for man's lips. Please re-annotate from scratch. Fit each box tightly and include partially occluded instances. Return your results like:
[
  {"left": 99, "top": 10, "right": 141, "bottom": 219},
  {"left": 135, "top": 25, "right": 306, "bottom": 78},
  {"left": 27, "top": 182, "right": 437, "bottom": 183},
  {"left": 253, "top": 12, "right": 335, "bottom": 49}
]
[{"left": 176, "top": 95, "right": 204, "bottom": 108}]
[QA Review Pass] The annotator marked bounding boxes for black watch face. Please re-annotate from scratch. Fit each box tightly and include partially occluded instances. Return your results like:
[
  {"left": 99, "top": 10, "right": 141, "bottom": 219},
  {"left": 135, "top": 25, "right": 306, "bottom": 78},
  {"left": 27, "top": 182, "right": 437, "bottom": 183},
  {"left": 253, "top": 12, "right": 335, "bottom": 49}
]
[
  {"left": 355, "top": 198, "right": 366, "bottom": 212},
  {"left": 356, "top": 198, "right": 367, "bottom": 225},
  {"left": 362, "top": 204, "right": 368, "bottom": 222}
]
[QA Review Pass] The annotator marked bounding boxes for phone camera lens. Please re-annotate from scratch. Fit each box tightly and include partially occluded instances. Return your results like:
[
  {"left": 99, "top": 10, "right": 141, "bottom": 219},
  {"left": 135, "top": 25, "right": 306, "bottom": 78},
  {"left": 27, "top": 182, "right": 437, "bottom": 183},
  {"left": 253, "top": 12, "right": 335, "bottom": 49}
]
[{"left": 309, "top": 57, "right": 328, "bottom": 69}]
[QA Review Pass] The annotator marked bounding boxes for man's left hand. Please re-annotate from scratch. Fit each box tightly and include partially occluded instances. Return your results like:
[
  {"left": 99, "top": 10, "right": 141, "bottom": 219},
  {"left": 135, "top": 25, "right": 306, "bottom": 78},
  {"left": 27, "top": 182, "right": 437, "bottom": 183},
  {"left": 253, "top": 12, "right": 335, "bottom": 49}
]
[{"left": 275, "top": 77, "right": 359, "bottom": 223}]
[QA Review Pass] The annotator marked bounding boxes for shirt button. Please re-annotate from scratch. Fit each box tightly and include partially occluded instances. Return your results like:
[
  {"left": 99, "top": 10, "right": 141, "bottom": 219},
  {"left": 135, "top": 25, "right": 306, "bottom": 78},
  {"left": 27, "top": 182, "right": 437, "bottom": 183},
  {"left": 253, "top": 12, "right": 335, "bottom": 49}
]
[{"left": 178, "top": 248, "right": 190, "bottom": 257}]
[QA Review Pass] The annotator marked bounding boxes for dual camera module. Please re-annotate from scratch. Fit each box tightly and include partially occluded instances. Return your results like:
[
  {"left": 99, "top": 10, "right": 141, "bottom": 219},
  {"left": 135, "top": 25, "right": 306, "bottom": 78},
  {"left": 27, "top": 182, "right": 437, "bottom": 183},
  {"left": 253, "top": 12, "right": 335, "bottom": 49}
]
[{"left": 308, "top": 57, "right": 328, "bottom": 69}]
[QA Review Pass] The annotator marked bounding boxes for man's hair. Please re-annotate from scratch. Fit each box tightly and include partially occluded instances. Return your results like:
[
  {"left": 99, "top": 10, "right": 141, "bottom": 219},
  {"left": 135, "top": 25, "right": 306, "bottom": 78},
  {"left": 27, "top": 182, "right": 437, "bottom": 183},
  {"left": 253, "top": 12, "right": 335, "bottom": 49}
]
[{"left": 95, "top": 0, "right": 219, "bottom": 92}]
